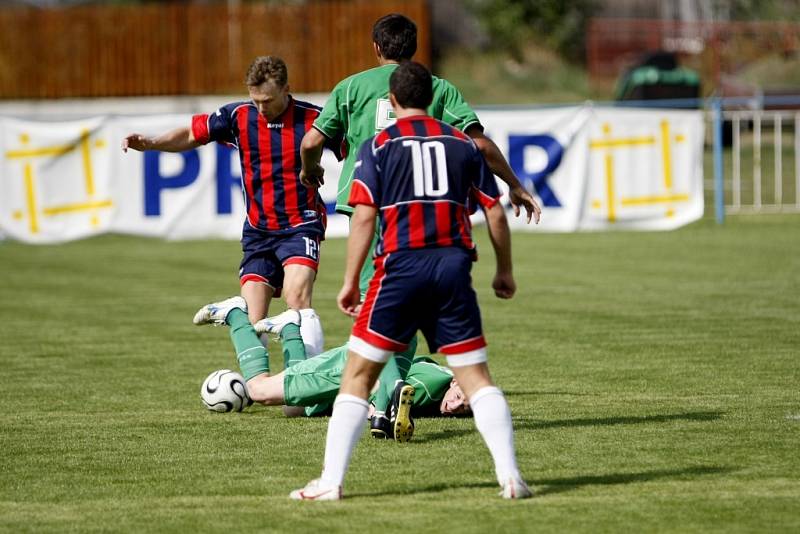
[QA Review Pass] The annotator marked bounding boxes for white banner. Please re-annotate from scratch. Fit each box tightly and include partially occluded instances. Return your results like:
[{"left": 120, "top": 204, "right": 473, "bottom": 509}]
[{"left": 0, "top": 105, "right": 703, "bottom": 244}]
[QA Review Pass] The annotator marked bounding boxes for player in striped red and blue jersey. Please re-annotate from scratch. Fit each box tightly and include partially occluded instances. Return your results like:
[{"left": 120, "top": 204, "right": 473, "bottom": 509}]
[
  {"left": 290, "top": 62, "right": 531, "bottom": 501},
  {"left": 350, "top": 117, "right": 499, "bottom": 262},
  {"left": 122, "top": 56, "right": 341, "bottom": 402}
]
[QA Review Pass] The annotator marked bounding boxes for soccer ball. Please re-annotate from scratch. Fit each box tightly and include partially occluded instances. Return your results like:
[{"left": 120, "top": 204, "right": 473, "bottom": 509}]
[{"left": 200, "top": 369, "right": 253, "bottom": 412}]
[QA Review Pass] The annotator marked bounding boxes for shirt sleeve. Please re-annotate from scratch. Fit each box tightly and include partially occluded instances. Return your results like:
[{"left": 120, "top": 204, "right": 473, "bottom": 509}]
[
  {"left": 437, "top": 79, "right": 482, "bottom": 132},
  {"left": 192, "top": 104, "right": 237, "bottom": 146},
  {"left": 313, "top": 80, "right": 347, "bottom": 140},
  {"left": 470, "top": 148, "right": 501, "bottom": 210},
  {"left": 348, "top": 139, "right": 380, "bottom": 208}
]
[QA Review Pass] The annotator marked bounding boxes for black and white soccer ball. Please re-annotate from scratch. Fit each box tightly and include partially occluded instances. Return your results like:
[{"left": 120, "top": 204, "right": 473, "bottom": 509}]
[{"left": 200, "top": 369, "right": 253, "bottom": 412}]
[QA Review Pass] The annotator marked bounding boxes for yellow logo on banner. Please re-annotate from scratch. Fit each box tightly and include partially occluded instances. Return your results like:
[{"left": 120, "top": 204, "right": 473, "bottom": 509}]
[
  {"left": 5, "top": 129, "right": 113, "bottom": 234},
  {"left": 589, "top": 120, "right": 689, "bottom": 222}
]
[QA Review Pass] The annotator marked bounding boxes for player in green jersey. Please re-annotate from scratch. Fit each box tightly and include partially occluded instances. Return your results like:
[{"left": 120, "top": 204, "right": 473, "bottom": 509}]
[
  {"left": 216, "top": 313, "right": 470, "bottom": 423},
  {"left": 279, "top": 345, "right": 469, "bottom": 422},
  {"left": 300, "top": 14, "right": 541, "bottom": 225},
  {"left": 298, "top": 14, "right": 541, "bottom": 436}
]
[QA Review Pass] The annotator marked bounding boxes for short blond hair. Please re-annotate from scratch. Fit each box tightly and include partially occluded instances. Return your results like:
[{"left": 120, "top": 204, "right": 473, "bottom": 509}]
[{"left": 245, "top": 56, "right": 288, "bottom": 87}]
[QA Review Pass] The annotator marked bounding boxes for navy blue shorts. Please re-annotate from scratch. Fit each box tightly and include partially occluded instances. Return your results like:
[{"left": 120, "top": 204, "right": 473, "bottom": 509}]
[
  {"left": 239, "top": 223, "right": 321, "bottom": 290},
  {"left": 352, "top": 248, "right": 486, "bottom": 355}
]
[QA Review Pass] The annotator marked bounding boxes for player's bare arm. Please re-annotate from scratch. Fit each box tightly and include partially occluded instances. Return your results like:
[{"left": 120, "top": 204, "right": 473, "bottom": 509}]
[
  {"left": 121, "top": 126, "right": 201, "bottom": 153},
  {"left": 465, "top": 126, "right": 542, "bottom": 225},
  {"left": 484, "top": 201, "right": 516, "bottom": 299},
  {"left": 337, "top": 203, "right": 377, "bottom": 316},
  {"left": 299, "top": 128, "right": 327, "bottom": 187}
]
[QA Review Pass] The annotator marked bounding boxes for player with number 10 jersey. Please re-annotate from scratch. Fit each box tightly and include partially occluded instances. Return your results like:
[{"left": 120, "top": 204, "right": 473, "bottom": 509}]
[{"left": 348, "top": 114, "right": 500, "bottom": 354}]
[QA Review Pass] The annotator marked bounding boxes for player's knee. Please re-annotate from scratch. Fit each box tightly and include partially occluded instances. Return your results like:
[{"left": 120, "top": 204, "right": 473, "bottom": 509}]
[{"left": 283, "top": 290, "right": 311, "bottom": 310}]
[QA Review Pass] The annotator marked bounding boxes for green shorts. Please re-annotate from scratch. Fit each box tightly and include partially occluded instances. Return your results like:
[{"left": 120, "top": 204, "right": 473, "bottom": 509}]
[{"left": 283, "top": 345, "right": 349, "bottom": 416}]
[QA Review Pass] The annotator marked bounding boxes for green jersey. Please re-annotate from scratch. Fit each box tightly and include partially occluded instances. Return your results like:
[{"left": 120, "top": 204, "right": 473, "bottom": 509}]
[
  {"left": 313, "top": 63, "right": 481, "bottom": 215},
  {"left": 404, "top": 356, "right": 454, "bottom": 411}
]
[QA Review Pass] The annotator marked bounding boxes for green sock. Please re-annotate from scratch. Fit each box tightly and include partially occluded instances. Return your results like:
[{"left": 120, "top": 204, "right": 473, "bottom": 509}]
[
  {"left": 280, "top": 323, "right": 307, "bottom": 369},
  {"left": 226, "top": 309, "right": 269, "bottom": 380},
  {"left": 374, "top": 336, "right": 418, "bottom": 414}
]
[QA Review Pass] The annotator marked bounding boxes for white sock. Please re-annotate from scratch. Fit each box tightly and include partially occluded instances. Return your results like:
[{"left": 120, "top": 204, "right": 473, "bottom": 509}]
[
  {"left": 471, "top": 386, "right": 521, "bottom": 485},
  {"left": 320, "top": 394, "right": 369, "bottom": 486},
  {"left": 299, "top": 308, "right": 324, "bottom": 356}
]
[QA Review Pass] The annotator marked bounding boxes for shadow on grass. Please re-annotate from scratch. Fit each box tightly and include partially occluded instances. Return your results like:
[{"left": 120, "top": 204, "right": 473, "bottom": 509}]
[
  {"left": 514, "top": 411, "right": 724, "bottom": 430},
  {"left": 405, "top": 412, "right": 724, "bottom": 444},
  {"left": 411, "top": 427, "right": 476, "bottom": 443},
  {"left": 535, "top": 465, "right": 734, "bottom": 496},
  {"left": 505, "top": 390, "right": 596, "bottom": 397},
  {"left": 348, "top": 480, "right": 497, "bottom": 499},
  {"left": 348, "top": 466, "right": 734, "bottom": 499}
]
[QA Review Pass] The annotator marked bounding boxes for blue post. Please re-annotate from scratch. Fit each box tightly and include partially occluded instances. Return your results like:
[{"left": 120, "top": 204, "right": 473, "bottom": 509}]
[{"left": 712, "top": 97, "right": 725, "bottom": 224}]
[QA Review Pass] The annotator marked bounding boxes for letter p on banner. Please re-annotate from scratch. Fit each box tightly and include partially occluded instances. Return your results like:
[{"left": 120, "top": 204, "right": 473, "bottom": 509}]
[{"left": 144, "top": 150, "right": 200, "bottom": 216}]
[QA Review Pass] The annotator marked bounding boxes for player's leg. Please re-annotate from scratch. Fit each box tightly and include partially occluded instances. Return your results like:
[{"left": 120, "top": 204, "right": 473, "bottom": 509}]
[
  {"left": 429, "top": 248, "right": 531, "bottom": 498},
  {"left": 277, "top": 232, "right": 324, "bottom": 359},
  {"left": 357, "top": 224, "right": 380, "bottom": 298},
  {"left": 448, "top": 361, "right": 531, "bottom": 499},
  {"left": 290, "top": 345, "right": 387, "bottom": 501},
  {"left": 291, "top": 254, "right": 417, "bottom": 500},
  {"left": 254, "top": 308, "right": 305, "bottom": 369},
  {"left": 192, "top": 292, "right": 272, "bottom": 386},
  {"left": 370, "top": 337, "right": 418, "bottom": 439},
  {"left": 235, "top": 280, "right": 275, "bottom": 390},
  {"left": 245, "top": 371, "right": 285, "bottom": 406},
  {"left": 237, "top": 246, "right": 285, "bottom": 397},
  {"left": 281, "top": 263, "right": 318, "bottom": 365}
]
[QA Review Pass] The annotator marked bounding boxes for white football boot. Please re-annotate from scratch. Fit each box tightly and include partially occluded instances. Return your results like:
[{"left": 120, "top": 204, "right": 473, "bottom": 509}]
[
  {"left": 499, "top": 477, "right": 533, "bottom": 499},
  {"left": 253, "top": 309, "right": 301, "bottom": 336},
  {"left": 192, "top": 296, "right": 247, "bottom": 326},
  {"left": 289, "top": 478, "right": 342, "bottom": 501}
]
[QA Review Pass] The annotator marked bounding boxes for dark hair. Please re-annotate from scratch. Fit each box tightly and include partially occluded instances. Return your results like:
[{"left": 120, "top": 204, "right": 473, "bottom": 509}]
[
  {"left": 389, "top": 61, "right": 433, "bottom": 109},
  {"left": 372, "top": 14, "right": 417, "bottom": 61},
  {"left": 245, "top": 56, "right": 288, "bottom": 87}
]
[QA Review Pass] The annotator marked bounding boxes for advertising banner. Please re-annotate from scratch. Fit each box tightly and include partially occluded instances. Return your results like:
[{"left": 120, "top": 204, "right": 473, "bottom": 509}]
[{"left": 0, "top": 105, "right": 704, "bottom": 244}]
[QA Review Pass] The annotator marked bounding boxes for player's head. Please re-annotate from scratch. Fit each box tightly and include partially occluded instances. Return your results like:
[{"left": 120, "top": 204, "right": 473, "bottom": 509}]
[
  {"left": 440, "top": 379, "right": 471, "bottom": 416},
  {"left": 389, "top": 61, "right": 433, "bottom": 111},
  {"left": 372, "top": 14, "right": 417, "bottom": 61},
  {"left": 245, "top": 56, "right": 290, "bottom": 121}
]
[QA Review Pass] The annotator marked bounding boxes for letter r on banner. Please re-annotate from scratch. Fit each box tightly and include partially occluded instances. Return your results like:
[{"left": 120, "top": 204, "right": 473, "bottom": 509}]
[
  {"left": 144, "top": 150, "right": 200, "bottom": 216},
  {"left": 508, "top": 134, "right": 563, "bottom": 207}
]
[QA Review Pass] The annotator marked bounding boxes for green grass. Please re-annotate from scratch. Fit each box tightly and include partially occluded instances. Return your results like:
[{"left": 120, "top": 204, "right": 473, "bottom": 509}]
[{"left": 1, "top": 215, "right": 799, "bottom": 532}]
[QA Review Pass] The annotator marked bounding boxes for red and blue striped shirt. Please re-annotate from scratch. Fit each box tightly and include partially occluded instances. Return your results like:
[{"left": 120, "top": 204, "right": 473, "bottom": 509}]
[
  {"left": 192, "top": 96, "right": 340, "bottom": 235},
  {"left": 348, "top": 115, "right": 500, "bottom": 258}
]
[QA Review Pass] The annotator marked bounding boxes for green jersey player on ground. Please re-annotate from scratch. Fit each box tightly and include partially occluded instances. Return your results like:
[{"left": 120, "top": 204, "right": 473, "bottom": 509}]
[
  {"left": 298, "top": 14, "right": 541, "bottom": 438},
  {"left": 196, "top": 303, "right": 471, "bottom": 424}
]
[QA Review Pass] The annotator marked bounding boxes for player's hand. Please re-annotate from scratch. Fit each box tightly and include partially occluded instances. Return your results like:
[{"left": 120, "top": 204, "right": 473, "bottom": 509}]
[
  {"left": 122, "top": 134, "right": 149, "bottom": 153},
  {"left": 300, "top": 164, "right": 325, "bottom": 188},
  {"left": 508, "top": 185, "right": 541, "bottom": 224},
  {"left": 492, "top": 271, "right": 516, "bottom": 299},
  {"left": 337, "top": 282, "right": 362, "bottom": 317}
]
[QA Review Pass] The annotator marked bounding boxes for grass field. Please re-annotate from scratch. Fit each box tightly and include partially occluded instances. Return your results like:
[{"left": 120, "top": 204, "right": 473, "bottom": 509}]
[{"left": 1, "top": 214, "right": 799, "bottom": 533}]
